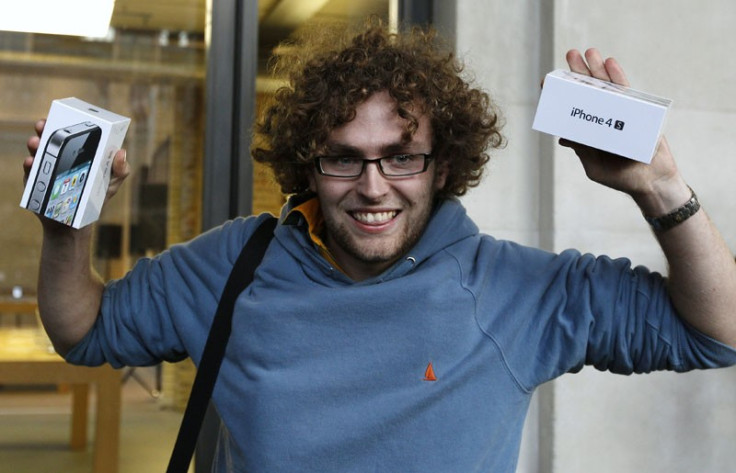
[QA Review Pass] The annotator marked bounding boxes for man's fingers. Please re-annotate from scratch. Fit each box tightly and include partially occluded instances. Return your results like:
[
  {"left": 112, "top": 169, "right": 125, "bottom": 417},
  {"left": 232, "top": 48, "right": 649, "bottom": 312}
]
[
  {"left": 584, "top": 48, "right": 610, "bottom": 81},
  {"left": 566, "top": 48, "right": 630, "bottom": 87},
  {"left": 603, "top": 57, "right": 630, "bottom": 87},
  {"left": 566, "top": 49, "right": 590, "bottom": 76},
  {"left": 111, "top": 149, "right": 129, "bottom": 178},
  {"left": 34, "top": 119, "right": 46, "bottom": 137},
  {"left": 27, "top": 135, "right": 40, "bottom": 156},
  {"left": 106, "top": 150, "right": 129, "bottom": 198},
  {"left": 26, "top": 119, "right": 46, "bottom": 155},
  {"left": 22, "top": 156, "right": 34, "bottom": 186}
]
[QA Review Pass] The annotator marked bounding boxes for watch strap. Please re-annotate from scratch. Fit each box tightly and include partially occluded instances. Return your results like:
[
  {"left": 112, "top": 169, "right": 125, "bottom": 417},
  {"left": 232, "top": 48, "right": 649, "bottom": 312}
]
[{"left": 644, "top": 187, "right": 700, "bottom": 232}]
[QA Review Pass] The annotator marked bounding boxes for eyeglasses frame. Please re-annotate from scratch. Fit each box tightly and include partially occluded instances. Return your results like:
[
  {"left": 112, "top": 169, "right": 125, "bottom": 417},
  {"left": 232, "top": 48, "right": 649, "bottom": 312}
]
[{"left": 313, "top": 153, "right": 434, "bottom": 178}]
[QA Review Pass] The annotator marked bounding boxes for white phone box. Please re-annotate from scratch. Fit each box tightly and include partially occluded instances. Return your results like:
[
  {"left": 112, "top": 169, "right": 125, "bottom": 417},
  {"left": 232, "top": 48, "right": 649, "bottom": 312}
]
[
  {"left": 20, "top": 97, "right": 130, "bottom": 229},
  {"left": 532, "top": 69, "right": 672, "bottom": 164}
]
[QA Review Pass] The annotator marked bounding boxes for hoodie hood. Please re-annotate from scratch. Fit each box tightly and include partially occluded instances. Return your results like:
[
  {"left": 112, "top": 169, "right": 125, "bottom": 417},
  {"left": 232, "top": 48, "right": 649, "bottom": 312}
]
[{"left": 275, "top": 195, "right": 479, "bottom": 285}]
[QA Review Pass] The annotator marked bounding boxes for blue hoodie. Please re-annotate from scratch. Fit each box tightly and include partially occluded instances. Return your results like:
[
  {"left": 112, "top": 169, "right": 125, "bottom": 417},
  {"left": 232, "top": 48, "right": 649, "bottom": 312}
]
[{"left": 67, "top": 197, "right": 736, "bottom": 472}]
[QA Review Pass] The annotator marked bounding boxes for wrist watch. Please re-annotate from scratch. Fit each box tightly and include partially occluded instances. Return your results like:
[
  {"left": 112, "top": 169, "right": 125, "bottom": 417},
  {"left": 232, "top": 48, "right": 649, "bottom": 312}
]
[{"left": 643, "top": 187, "right": 701, "bottom": 233}]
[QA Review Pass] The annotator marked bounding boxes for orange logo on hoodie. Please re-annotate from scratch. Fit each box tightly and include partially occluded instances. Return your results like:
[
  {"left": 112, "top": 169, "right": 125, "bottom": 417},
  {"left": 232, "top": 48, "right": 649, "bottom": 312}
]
[{"left": 423, "top": 362, "right": 437, "bottom": 381}]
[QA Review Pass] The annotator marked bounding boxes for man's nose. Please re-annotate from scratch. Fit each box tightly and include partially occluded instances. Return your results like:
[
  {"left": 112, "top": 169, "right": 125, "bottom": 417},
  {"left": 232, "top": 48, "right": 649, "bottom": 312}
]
[{"left": 356, "top": 160, "right": 389, "bottom": 198}]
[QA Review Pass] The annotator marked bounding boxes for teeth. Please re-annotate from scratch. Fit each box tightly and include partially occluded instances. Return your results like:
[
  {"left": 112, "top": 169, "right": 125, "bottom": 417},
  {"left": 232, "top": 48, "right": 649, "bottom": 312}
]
[{"left": 353, "top": 211, "right": 397, "bottom": 224}]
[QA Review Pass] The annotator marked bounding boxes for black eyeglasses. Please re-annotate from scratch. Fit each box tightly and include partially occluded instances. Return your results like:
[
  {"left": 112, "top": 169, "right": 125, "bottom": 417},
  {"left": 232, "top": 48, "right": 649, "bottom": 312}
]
[{"left": 314, "top": 153, "right": 433, "bottom": 178}]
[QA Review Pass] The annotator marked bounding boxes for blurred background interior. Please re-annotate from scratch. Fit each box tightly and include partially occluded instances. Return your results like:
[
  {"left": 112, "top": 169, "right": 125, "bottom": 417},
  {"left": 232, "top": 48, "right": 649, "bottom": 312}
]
[{"left": 3, "top": 2, "right": 734, "bottom": 473}]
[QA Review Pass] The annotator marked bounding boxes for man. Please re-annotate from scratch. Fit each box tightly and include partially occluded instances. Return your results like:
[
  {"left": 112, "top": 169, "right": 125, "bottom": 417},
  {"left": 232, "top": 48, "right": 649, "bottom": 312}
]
[{"left": 24, "top": 21, "right": 736, "bottom": 472}]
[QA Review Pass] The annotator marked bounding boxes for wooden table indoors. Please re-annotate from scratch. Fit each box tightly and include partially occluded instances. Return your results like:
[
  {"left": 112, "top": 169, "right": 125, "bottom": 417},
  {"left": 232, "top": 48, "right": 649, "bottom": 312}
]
[{"left": 0, "top": 327, "right": 121, "bottom": 473}]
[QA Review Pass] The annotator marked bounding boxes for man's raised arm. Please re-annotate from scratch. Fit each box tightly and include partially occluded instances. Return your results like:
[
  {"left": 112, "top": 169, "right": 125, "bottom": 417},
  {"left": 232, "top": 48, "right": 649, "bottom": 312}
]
[
  {"left": 37, "top": 223, "right": 106, "bottom": 355},
  {"left": 24, "top": 119, "right": 130, "bottom": 355},
  {"left": 562, "top": 49, "right": 736, "bottom": 348}
]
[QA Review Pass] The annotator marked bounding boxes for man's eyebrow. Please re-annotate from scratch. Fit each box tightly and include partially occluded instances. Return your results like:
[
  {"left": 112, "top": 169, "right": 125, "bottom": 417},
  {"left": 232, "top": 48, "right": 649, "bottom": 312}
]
[
  {"left": 324, "top": 142, "right": 413, "bottom": 156},
  {"left": 323, "top": 143, "right": 363, "bottom": 156}
]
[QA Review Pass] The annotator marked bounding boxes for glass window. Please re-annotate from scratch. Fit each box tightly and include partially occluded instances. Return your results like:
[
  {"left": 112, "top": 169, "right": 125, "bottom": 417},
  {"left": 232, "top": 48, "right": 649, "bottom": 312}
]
[{"left": 0, "top": 1, "right": 208, "bottom": 306}]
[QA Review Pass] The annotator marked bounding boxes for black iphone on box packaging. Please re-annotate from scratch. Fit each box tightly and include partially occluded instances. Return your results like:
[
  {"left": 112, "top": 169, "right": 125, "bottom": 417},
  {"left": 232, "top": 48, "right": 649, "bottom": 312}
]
[{"left": 26, "top": 121, "right": 101, "bottom": 225}]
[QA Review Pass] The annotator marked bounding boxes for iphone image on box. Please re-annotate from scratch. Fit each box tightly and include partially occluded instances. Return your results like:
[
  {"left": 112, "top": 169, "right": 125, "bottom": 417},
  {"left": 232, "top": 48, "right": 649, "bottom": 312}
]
[{"left": 26, "top": 121, "right": 101, "bottom": 224}]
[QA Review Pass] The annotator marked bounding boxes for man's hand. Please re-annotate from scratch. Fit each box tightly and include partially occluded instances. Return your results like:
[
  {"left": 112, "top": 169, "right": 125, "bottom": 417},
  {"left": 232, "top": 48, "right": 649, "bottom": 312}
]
[{"left": 561, "top": 49, "right": 691, "bottom": 216}]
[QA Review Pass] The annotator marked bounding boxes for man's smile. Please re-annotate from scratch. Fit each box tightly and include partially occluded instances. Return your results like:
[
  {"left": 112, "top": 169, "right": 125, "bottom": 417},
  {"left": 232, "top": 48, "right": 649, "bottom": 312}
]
[{"left": 350, "top": 210, "right": 399, "bottom": 225}]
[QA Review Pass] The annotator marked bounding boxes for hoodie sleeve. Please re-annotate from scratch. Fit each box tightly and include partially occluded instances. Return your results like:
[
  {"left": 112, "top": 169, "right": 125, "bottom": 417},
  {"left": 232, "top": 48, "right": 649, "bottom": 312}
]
[
  {"left": 65, "top": 214, "right": 274, "bottom": 368},
  {"left": 472, "top": 240, "right": 736, "bottom": 392}
]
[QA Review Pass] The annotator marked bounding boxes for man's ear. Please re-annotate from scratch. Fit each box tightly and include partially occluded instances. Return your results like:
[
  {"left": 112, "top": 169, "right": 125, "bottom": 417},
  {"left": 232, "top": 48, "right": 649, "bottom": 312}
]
[
  {"left": 434, "top": 159, "right": 449, "bottom": 191},
  {"left": 307, "top": 170, "right": 318, "bottom": 193}
]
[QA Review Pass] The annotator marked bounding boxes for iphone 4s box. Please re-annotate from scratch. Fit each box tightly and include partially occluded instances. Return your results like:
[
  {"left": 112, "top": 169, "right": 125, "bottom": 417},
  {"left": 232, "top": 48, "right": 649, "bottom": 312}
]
[
  {"left": 532, "top": 69, "right": 672, "bottom": 164},
  {"left": 20, "top": 98, "right": 130, "bottom": 228}
]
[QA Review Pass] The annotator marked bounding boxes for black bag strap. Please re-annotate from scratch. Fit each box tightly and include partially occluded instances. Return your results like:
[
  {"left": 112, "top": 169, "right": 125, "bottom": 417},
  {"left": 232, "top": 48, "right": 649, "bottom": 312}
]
[{"left": 166, "top": 216, "right": 278, "bottom": 473}]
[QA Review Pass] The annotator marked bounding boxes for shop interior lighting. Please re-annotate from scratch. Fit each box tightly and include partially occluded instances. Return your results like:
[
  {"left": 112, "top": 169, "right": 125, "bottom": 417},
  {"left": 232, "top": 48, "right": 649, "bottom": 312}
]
[{"left": 0, "top": 0, "right": 115, "bottom": 38}]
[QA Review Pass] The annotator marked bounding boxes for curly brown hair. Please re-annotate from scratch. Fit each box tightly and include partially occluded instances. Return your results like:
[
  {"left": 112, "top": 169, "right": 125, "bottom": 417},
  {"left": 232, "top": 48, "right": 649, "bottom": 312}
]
[{"left": 252, "top": 19, "right": 505, "bottom": 198}]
